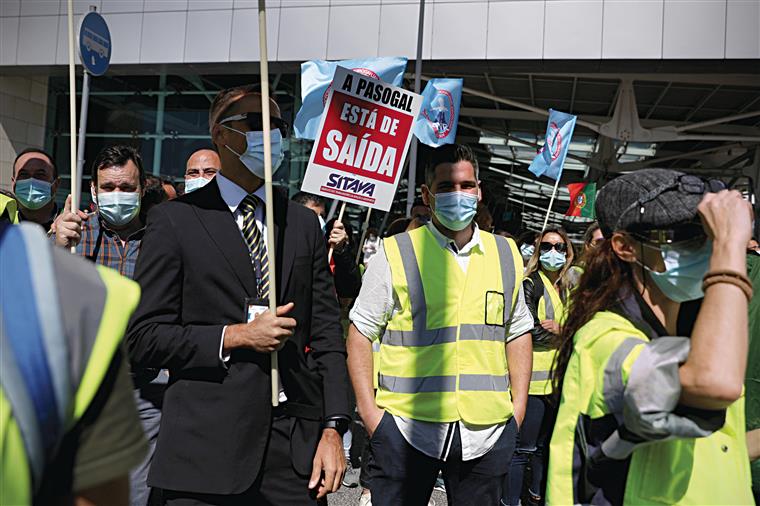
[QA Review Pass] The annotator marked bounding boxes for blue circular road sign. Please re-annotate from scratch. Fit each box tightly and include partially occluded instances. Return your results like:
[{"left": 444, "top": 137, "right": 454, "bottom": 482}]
[{"left": 79, "top": 12, "right": 111, "bottom": 76}]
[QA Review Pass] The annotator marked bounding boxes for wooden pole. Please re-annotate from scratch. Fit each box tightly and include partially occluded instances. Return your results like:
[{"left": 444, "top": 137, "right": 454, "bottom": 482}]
[
  {"left": 67, "top": 0, "right": 78, "bottom": 254},
  {"left": 540, "top": 176, "right": 562, "bottom": 234},
  {"left": 327, "top": 202, "right": 347, "bottom": 263},
  {"left": 355, "top": 207, "right": 372, "bottom": 265},
  {"left": 257, "top": 0, "right": 279, "bottom": 406}
]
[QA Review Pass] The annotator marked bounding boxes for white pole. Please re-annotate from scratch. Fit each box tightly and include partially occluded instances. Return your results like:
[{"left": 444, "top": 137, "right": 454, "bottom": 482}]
[
  {"left": 405, "top": 0, "right": 425, "bottom": 218},
  {"left": 257, "top": 0, "right": 279, "bottom": 407},
  {"left": 67, "top": 0, "right": 78, "bottom": 254},
  {"left": 327, "top": 202, "right": 346, "bottom": 263},
  {"left": 540, "top": 176, "right": 562, "bottom": 234}
]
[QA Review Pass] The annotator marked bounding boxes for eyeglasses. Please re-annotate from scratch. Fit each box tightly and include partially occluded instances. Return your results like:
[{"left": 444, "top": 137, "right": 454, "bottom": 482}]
[
  {"left": 539, "top": 242, "right": 567, "bottom": 253},
  {"left": 218, "top": 112, "right": 290, "bottom": 138}
]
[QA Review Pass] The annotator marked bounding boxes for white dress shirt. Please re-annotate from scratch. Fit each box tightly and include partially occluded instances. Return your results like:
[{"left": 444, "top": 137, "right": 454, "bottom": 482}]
[
  {"left": 349, "top": 222, "right": 534, "bottom": 461},
  {"left": 216, "top": 172, "right": 286, "bottom": 402}
]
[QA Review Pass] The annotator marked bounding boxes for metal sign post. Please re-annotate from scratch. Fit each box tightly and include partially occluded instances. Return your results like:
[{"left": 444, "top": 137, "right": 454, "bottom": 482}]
[
  {"left": 405, "top": 0, "right": 425, "bottom": 217},
  {"left": 76, "top": 7, "right": 111, "bottom": 218}
]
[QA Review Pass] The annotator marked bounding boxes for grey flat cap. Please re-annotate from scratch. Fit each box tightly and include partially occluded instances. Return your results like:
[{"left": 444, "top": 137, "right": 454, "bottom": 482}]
[{"left": 595, "top": 169, "right": 724, "bottom": 237}]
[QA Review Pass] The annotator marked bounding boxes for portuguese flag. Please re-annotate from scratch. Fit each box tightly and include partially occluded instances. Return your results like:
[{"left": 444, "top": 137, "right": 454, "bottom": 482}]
[{"left": 566, "top": 182, "right": 597, "bottom": 217}]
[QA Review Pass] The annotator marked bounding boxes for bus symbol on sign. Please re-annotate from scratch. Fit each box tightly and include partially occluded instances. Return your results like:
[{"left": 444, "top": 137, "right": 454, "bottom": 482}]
[
  {"left": 82, "top": 27, "right": 109, "bottom": 59},
  {"left": 79, "top": 12, "right": 111, "bottom": 76}
]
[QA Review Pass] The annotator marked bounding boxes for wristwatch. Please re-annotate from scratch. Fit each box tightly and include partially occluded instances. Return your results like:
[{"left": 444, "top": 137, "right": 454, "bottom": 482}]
[{"left": 323, "top": 417, "right": 350, "bottom": 437}]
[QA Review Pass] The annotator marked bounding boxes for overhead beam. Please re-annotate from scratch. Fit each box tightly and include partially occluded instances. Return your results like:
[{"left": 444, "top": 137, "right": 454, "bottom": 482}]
[
  {"left": 569, "top": 77, "right": 578, "bottom": 114},
  {"left": 529, "top": 74, "right": 536, "bottom": 107},
  {"left": 459, "top": 107, "right": 760, "bottom": 136},
  {"left": 512, "top": 73, "right": 760, "bottom": 87},
  {"left": 644, "top": 82, "right": 671, "bottom": 119},
  {"left": 684, "top": 85, "right": 721, "bottom": 122}
]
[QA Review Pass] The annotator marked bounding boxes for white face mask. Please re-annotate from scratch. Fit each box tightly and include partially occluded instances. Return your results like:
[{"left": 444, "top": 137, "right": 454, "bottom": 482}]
[
  {"left": 95, "top": 191, "right": 141, "bottom": 227},
  {"left": 223, "top": 126, "right": 284, "bottom": 179},
  {"left": 184, "top": 176, "right": 211, "bottom": 193}
]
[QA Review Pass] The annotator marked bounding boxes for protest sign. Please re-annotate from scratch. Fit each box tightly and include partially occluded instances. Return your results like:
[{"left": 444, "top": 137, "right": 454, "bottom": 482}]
[{"left": 301, "top": 67, "right": 421, "bottom": 212}]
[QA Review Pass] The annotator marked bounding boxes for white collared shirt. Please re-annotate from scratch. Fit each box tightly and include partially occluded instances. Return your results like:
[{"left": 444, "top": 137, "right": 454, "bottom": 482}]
[
  {"left": 349, "top": 221, "right": 534, "bottom": 461},
  {"left": 216, "top": 171, "right": 268, "bottom": 248},
  {"left": 216, "top": 172, "right": 286, "bottom": 402}
]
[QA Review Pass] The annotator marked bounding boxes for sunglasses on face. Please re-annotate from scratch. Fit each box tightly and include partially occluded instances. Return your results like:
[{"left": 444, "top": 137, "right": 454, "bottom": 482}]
[
  {"left": 630, "top": 222, "right": 707, "bottom": 248},
  {"left": 218, "top": 112, "right": 290, "bottom": 138},
  {"left": 539, "top": 242, "right": 567, "bottom": 254}
]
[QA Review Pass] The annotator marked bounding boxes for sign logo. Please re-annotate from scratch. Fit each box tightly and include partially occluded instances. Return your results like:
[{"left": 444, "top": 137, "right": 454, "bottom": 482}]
[
  {"left": 321, "top": 173, "right": 377, "bottom": 204},
  {"left": 421, "top": 89, "right": 455, "bottom": 139},
  {"left": 323, "top": 68, "right": 379, "bottom": 105},
  {"left": 540, "top": 121, "right": 563, "bottom": 161}
]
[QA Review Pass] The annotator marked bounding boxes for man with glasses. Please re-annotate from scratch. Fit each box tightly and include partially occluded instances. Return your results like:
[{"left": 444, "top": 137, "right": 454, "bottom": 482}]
[
  {"left": 127, "top": 85, "right": 350, "bottom": 505},
  {"left": 184, "top": 147, "right": 221, "bottom": 194}
]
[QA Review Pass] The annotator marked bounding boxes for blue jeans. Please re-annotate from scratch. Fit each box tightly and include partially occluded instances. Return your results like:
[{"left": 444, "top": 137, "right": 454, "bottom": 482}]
[
  {"left": 129, "top": 372, "right": 167, "bottom": 506},
  {"left": 503, "top": 395, "right": 553, "bottom": 506}
]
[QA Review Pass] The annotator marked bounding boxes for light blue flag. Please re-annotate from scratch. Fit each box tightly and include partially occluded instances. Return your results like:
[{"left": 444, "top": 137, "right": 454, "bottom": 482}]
[
  {"left": 528, "top": 109, "right": 577, "bottom": 180},
  {"left": 294, "top": 56, "right": 408, "bottom": 140},
  {"left": 413, "top": 78, "right": 463, "bottom": 147}
]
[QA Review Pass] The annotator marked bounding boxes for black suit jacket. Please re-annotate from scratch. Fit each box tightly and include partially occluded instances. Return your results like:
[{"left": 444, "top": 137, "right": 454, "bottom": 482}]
[{"left": 126, "top": 178, "right": 350, "bottom": 495}]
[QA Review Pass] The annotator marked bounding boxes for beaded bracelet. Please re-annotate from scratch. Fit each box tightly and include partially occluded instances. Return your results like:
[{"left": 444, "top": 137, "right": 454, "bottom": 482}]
[{"left": 702, "top": 270, "right": 753, "bottom": 301}]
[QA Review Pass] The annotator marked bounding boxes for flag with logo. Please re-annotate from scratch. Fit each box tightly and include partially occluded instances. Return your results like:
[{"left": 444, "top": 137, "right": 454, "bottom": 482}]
[
  {"left": 294, "top": 56, "right": 408, "bottom": 140},
  {"left": 413, "top": 78, "right": 463, "bottom": 147},
  {"left": 528, "top": 109, "right": 577, "bottom": 180},
  {"left": 566, "top": 182, "right": 597, "bottom": 218}
]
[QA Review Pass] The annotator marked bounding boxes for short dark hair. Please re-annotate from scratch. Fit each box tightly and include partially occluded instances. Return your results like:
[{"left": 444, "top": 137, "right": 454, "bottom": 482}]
[
  {"left": 90, "top": 145, "right": 146, "bottom": 187},
  {"left": 208, "top": 84, "right": 260, "bottom": 134},
  {"left": 13, "top": 147, "right": 57, "bottom": 179},
  {"left": 292, "top": 191, "right": 325, "bottom": 208},
  {"left": 422, "top": 144, "right": 479, "bottom": 187}
]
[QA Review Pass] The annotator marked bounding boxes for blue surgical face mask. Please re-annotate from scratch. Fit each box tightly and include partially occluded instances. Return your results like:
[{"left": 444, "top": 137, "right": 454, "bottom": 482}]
[
  {"left": 540, "top": 249, "right": 566, "bottom": 272},
  {"left": 520, "top": 243, "right": 535, "bottom": 261},
  {"left": 96, "top": 191, "right": 141, "bottom": 227},
  {"left": 431, "top": 191, "right": 478, "bottom": 231},
  {"left": 14, "top": 178, "right": 52, "bottom": 210},
  {"left": 184, "top": 176, "right": 211, "bottom": 193},
  {"left": 223, "top": 126, "right": 284, "bottom": 179},
  {"left": 639, "top": 239, "right": 712, "bottom": 303}
]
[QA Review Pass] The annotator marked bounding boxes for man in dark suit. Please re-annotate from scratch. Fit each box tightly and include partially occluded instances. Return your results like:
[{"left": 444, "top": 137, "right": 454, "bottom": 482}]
[{"left": 127, "top": 85, "right": 350, "bottom": 505}]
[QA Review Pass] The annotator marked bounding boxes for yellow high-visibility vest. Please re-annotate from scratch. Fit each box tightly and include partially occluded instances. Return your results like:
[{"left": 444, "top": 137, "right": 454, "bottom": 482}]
[
  {"left": 528, "top": 270, "right": 564, "bottom": 396},
  {"left": 376, "top": 226, "right": 522, "bottom": 425},
  {"left": 547, "top": 310, "right": 753, "bottom": 505},
  {"left": 0, "top": 223, "right": 141, "bottom": 505}
]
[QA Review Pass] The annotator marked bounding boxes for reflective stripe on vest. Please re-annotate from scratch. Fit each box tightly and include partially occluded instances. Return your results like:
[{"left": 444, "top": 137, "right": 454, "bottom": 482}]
[
  {"left": 530, "top": 271, "right": 564, "bottom": 396},
  {"left": 0, "top": 223, "right": 140, "bottom": 501},
  {"left": 546, "top": 310, "right": 754, "bottom": 505},
  {"left": 378, "top": 373, "right": 510, "bottom": 393},
  {"left": 0, "top": 224, "right": 71, "bottom": 486},
  {"left": 377, "top": 226, "right": 522, "bottom": 424}
]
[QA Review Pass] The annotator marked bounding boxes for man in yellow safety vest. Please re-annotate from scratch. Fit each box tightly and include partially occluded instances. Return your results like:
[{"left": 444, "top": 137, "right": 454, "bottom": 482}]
[{"left": 347, "top": 144, "right": 534, "bottom": 506}]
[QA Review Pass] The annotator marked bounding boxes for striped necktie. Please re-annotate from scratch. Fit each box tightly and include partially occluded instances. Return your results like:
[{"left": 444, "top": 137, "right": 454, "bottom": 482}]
[{"left": 239, "top": 194, "right": 269, "bottom": 298}]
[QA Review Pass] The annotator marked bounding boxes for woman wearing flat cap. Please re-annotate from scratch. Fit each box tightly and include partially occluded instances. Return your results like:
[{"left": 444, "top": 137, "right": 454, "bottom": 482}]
[{"left": 546, "top": 168, "right": 754, "bottom": 505}]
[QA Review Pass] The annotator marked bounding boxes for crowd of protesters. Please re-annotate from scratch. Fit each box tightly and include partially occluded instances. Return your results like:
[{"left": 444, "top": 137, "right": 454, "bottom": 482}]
[{"left": 2, "top": 83, "right": 760, "bottom": 506}]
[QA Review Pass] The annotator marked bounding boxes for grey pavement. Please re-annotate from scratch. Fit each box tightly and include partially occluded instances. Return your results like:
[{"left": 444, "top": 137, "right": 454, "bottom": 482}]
[{"left": 329, "top": 487, "right": 448, "bottom": 506}]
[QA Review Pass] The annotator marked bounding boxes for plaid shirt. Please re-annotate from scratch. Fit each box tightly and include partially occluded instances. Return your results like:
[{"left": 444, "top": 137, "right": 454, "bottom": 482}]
[{"left": 74, "top": 213, "right": 144, "bottom": 279}]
